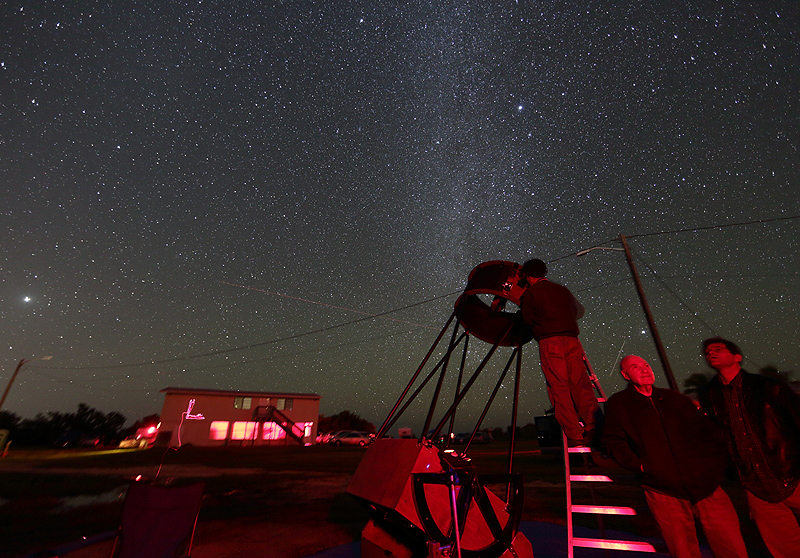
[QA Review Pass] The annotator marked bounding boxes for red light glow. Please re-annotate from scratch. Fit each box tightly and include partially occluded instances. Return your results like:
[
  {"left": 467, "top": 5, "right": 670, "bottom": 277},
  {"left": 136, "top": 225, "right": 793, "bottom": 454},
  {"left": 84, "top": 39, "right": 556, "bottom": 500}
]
[{"left": 184, "top": 398, "right": 205, "bottom": 420}]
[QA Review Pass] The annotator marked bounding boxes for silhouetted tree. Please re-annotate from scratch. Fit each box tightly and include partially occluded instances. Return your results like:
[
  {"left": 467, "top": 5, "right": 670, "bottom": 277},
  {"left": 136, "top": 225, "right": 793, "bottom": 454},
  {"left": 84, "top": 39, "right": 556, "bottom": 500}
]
[
  {"left": 490, "top": 426, "right": 507, "bottom": 441},
  {"left": 683, "top": 372, "right": 711, "bottom": 395},
  {"left": 508, "top": 422, "right": 538, "bottom": 440},
  {"left": 759, "top": 365, "right": 792, "bottom": 384},
  {"left": 0, "top": 410, "right": 20, "bottom": 431},
  {"left": 318, "top": 410, "right": 375, "bottom": 434},
  {"left": 12, "top": 404, "right": 127, "bottom": 446}
]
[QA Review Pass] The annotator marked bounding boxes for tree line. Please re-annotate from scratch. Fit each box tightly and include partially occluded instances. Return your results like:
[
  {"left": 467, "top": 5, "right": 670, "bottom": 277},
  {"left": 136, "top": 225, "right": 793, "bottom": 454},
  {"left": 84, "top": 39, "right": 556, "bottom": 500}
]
[{"left": 0, "top": 404, "right": 156, "bottom": 447}]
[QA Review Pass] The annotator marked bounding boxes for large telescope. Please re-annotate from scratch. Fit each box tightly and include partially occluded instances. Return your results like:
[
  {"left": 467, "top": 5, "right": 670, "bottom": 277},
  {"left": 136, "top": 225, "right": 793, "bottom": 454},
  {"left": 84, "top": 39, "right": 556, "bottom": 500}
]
[{"left": 347, "top": 261, "right": 536, "bottom": 558}]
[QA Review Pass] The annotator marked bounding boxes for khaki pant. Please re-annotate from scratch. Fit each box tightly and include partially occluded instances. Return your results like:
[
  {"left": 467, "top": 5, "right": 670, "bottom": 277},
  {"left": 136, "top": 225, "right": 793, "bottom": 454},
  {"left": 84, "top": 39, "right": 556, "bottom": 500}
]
[
  {"left": 538, "top": 335, "right": 600, "bottom": 444},
  {"left": 746, "top": 482, "right": 800, "bottom": 558}
]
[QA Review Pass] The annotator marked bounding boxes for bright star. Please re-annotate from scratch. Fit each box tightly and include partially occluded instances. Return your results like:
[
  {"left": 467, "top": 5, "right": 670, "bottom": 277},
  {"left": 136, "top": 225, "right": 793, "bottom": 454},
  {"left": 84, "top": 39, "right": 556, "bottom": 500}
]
[{"left": 24, "top": 297, "right": 31, "bottom": 302}]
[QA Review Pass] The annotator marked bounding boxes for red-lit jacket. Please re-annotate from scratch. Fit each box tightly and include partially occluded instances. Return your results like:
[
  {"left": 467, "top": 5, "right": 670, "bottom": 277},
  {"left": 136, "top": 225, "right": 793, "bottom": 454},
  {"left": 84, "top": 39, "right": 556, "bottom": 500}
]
[
  {"left": 602, "top": 385, "right": 727, "bottom": 503},
  {"left": 699, "top": 371, "right": 800, "bottom": 502},
  {"left": 519, "top": 278, "right": 584, "bottom": 341}
]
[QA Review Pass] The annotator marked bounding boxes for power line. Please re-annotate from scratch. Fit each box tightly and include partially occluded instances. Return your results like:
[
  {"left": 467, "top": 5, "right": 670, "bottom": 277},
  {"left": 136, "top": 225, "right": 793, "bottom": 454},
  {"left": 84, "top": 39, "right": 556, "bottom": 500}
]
[
  {"left": 550, "top": 214, "right": 800, "bottom": 263},
  {"left": 37, "top": 214, "right": 799, "bottom": 374},
  {"left": 633, "top": 252, "right": 718, "bottom": 336},
  {"left": 626, "top": 214, "right": 800, "bottom": 240},
  {"left": 634, "top": 251, "right": 768, "bottom": 371},
  {"left": 40, "top": 290, "right": 459, "bottom": 371},
  {"left": 574, "top": 272, "right": 799, "bottom": 296},
  {"left": 218, "top": 280, "right": 438, "bottom": 329}
]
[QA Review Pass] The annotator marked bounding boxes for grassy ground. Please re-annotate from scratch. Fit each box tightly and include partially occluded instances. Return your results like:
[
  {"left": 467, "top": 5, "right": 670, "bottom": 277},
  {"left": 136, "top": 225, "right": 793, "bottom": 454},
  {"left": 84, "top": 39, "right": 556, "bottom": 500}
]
[{"left": 0, "top": 441, "right": 771, "bottom": 557}]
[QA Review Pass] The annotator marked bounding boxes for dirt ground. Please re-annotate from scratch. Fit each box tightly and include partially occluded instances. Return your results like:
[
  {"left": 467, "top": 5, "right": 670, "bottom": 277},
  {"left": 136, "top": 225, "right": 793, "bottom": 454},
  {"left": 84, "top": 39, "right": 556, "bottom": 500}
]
[
  {"left": 0, "top": 447, "right": 373, "bottom": 558},
  {"left": 0, "top": 446, "right": 638, "bottom": 558},
  {"left": 35, "top": 479, "right": 359, "bottom": 558},
  {"left": 0, "top": 444, "right": 772, "bottom": 558},
  {"left": 2, "top": 466, "right": 364, "bottom": 557},
  {"left": 33, "top": 521, "right": 356, "bottom": 558}
]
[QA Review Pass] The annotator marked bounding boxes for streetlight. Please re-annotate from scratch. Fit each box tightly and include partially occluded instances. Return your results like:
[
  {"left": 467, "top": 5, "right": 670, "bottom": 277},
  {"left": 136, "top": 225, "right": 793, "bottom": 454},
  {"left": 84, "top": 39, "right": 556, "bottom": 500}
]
[
  {"left": 576, "top": 246, "right": 624, "bottom": 256},
  {"left": 0, "top": 356, "right": 53, "bottom": 412},
  {"left": 577, "top": 235, "right": 678, "bottom": 392}
]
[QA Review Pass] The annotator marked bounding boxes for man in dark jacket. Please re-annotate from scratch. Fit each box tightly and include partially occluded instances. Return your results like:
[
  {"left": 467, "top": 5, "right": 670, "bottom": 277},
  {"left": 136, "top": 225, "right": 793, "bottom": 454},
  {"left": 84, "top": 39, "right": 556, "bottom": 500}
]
[
  {"left": 700, "top": 337, "right": 800, "bottom": 558},
  {"left": 603, "top": 355, "right": 748, "bottom": 558},
  {"left": 519, "top": 258, "right": 600, "bottom": 447}
]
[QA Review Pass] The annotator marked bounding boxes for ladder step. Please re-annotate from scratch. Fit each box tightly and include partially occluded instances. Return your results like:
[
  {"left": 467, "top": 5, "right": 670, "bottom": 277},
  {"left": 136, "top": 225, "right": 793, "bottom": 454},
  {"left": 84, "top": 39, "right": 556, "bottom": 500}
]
[
  {"left": 567, "top": 446, "right": 593, "bottom": 453},
  {"left": 570, "top": 474, "right": 613, "bottom": 482},
  {"left": 572, "top": 504, "right": 638, "bottom": 515},
  {"left": 573, "top": 537, "right": 657, "bottom": 552}
]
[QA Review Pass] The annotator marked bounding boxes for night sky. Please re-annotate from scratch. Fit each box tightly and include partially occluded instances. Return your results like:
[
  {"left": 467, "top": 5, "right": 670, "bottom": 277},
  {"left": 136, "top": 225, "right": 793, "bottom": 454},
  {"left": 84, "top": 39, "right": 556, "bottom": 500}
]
[{"left": 3, "top": 1, "right": 799, "bottom": 433}]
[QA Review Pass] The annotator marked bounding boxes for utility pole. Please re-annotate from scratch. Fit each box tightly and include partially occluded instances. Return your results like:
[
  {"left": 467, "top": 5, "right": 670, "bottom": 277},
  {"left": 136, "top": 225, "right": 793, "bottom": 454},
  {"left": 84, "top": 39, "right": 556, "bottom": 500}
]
[
  {"left": 577, "top": 238, "right": 679, "bottom": 392},
  {"left": 619, "top": 235, "right": 679, "bottom": 391},
  {"left": 0, "top": 356, "right": 53, "bottom": 412}
]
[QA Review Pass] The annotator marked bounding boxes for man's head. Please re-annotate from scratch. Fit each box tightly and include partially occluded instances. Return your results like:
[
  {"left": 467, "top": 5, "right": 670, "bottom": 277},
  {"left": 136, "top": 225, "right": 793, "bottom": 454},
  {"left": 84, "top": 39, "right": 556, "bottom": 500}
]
[
  {"left": 702, "top": 337, "right": 743, "bottom": 373},
  {"left": 522, "top": 259, "right": 547, "bottom": 278},
  {"left": 620, "top": 355, "right": 656, "bottom": 392}
]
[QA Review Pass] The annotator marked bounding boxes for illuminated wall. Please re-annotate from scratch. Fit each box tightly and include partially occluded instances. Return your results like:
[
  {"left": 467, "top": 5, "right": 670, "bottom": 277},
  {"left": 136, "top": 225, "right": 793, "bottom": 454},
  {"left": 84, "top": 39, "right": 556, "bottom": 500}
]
[{"left": 158, "top": 387, "right": 321, "bottom": 447}]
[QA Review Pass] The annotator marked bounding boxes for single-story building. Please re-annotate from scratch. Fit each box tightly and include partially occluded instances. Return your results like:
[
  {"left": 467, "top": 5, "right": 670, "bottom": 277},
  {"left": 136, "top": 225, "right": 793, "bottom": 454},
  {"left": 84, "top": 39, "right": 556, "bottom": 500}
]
[{"left": 158, "top": 387, "right": 321, "bottom": 446}]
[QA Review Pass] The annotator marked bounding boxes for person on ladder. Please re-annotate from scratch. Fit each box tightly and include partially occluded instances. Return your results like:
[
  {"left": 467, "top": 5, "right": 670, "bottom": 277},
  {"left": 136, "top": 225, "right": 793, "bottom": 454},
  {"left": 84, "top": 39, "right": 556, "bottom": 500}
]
[
  {"left": 519, "top": 258, "right": 601, "bottom": 447},
  {"left": 602, "top": 354, "right": 749, "bottom": 558}
]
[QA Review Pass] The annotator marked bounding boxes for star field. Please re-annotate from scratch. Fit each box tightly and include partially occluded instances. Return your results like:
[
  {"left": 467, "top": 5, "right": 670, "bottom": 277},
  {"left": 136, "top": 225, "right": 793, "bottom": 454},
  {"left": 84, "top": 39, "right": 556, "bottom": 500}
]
[{"left": 2, "top": 1, "right": 799, "bottom": 431}]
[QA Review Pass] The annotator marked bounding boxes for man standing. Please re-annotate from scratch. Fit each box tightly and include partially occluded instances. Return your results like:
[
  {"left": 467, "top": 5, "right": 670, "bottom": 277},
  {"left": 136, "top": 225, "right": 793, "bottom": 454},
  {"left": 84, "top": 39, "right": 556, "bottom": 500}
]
[
  {"left": 603, "top": 355, "right": 748, "bottom": 558},
  {"left": 700, "top": 337, "right": 800, "bottom": 558},
  {"left": 519, "top": 258, "right": 599, "bottom": 447}
]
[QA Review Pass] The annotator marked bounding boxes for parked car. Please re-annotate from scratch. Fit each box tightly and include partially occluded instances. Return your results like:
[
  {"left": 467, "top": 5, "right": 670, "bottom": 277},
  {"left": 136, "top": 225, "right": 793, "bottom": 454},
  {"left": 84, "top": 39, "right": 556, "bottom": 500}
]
[
  {"left": 119, "top": 425, "right": 159, "bottom": 449},
  {"left": 119, "top": 437, "right": 149, "bottom": 449},
  {"left": 331, "top": 431, "right": 373, "bottom": 446},
  {"left": 54, "top": 431, "right": 101, "bottom": 448},
  {"left": 319, "top": 430, "right": 353, "bottom": 444}
]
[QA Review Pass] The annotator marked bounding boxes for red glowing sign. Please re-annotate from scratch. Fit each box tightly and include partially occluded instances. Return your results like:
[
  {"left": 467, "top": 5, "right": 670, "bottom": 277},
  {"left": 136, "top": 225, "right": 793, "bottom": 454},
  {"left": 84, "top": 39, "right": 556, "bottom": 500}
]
[{"left": 184, "top": 398, "right": 205, "bottom": 420}]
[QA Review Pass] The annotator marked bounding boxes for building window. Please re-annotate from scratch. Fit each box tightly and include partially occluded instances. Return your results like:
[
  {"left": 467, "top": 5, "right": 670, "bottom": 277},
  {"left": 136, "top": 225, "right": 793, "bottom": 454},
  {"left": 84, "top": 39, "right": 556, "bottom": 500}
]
[
  {"left": 261, "top": 422, "right": 286, "bottom": 441},
  {"left": 276, "top": 398, "right": 293, "bottom": 411},
  {"left": 209, "top": 421, "right": 229, "bottom": 440},
  {"left": 233, "top": 397, "right": 252, "bottom": 410},
  {"left": 304, "top": 422, "right": 313, "bottom": 438},
  {"left": 231, "top": 421, "right": 258, "bottom": 440}
]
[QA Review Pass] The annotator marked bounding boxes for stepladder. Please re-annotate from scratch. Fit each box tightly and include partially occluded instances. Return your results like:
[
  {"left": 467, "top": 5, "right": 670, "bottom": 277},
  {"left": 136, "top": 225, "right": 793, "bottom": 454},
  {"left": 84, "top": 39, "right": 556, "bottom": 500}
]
[{"left": 562, "top": 354, "right": 667, "bottom": 557}]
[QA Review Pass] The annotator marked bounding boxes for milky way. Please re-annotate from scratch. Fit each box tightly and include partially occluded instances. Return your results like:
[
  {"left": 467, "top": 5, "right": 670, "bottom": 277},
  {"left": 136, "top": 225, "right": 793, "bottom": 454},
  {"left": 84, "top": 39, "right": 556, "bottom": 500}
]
[{"left": 3, "top": 1, "right": 798, "bottom": 431}]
